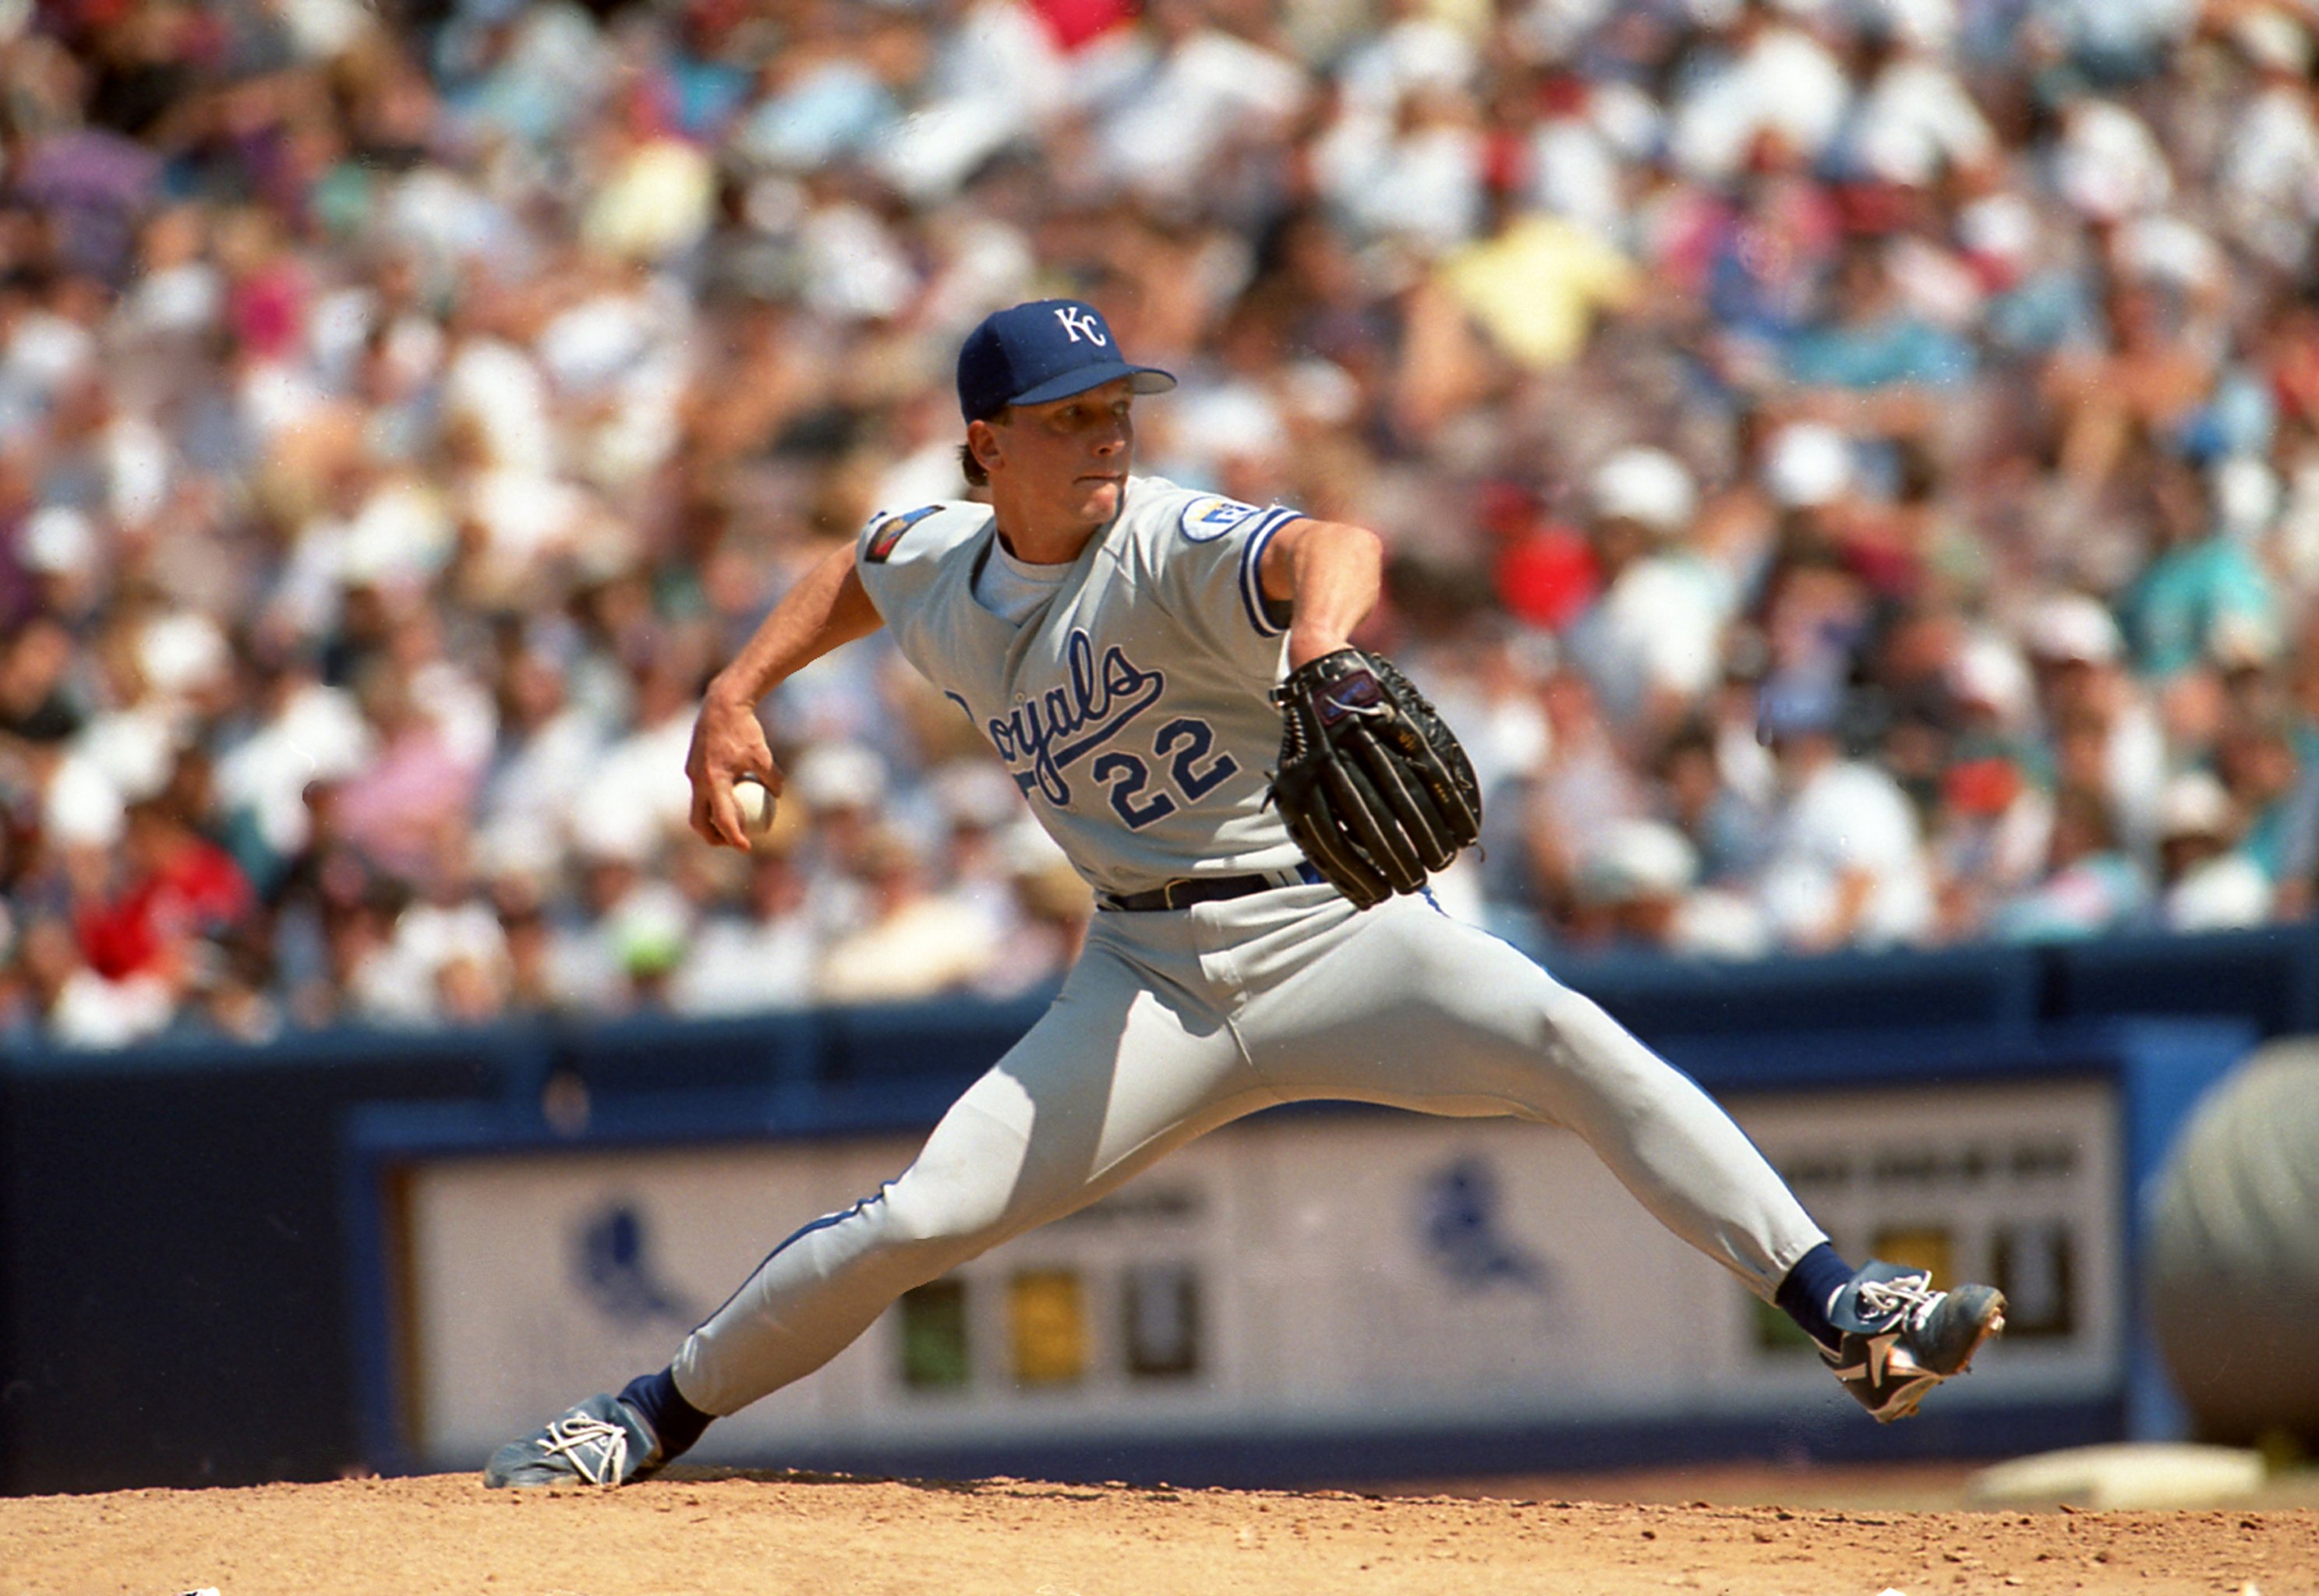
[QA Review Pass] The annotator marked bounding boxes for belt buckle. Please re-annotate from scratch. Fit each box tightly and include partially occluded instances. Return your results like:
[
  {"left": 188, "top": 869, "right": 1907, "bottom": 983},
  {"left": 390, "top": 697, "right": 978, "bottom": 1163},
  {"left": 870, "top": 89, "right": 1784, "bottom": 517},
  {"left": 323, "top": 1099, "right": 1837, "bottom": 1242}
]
[{"left": 1160, "top": 877, "right": 1193, "bottom": 911}]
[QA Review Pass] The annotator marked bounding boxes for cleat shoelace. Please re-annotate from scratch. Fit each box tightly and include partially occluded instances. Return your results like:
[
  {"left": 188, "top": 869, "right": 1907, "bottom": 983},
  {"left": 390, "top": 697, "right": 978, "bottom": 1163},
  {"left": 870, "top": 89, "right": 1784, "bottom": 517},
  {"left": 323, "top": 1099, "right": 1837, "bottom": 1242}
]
[
  {"left": 539, "top": 1414, "right": 629, "bottom": 1486},
  {"left": 1852, "top": 1272, "right": 1942, "bottom": 1334}
]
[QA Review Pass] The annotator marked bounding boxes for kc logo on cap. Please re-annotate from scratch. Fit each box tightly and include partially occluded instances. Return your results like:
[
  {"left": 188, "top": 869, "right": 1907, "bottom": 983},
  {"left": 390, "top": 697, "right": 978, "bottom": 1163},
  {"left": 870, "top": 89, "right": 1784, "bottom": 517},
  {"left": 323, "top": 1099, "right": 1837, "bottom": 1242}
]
[
  {"left": 957, "top": 298, "right": 1175, "bottom": 422},
  {"left": 1053, "top": 305, "right": 1107, "bottom": 345}
]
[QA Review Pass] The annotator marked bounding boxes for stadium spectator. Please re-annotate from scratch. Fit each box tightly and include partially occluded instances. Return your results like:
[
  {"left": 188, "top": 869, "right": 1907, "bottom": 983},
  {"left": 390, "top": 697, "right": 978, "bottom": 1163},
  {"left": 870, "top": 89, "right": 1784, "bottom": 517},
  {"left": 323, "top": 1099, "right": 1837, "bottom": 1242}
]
[{"left": 0, "top": 0, "right": 2314, "bottom": 1047}]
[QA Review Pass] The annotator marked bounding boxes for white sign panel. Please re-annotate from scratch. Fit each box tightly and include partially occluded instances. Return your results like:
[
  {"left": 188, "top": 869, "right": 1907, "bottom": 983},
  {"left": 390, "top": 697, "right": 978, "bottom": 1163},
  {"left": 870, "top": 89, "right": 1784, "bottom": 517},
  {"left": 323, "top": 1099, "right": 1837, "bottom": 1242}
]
[{"left": 398, "top": 1080, "right": 2119, "bottom": 1467}]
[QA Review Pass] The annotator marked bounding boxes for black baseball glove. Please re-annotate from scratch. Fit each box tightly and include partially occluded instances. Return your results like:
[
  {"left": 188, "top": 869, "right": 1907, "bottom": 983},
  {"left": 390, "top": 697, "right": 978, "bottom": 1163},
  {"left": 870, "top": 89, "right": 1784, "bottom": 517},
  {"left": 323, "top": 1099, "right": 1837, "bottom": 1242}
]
[{"left": 1270, "top": 648, "right": 1483, "bottom": 909}]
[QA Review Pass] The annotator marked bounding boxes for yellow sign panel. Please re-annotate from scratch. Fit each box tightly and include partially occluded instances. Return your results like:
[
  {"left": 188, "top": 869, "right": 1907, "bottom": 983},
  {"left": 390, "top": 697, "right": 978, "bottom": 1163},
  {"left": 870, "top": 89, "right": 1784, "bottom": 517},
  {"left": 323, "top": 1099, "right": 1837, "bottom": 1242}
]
[{"left": 1009, "top": 1269, "right": 1087, "bottom": 1386}]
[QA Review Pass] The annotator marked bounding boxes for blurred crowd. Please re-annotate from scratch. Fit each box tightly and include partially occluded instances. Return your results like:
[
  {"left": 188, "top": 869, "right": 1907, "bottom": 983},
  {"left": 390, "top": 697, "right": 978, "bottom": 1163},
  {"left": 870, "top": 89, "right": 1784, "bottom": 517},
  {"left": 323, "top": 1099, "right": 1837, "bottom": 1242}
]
[{"left": 2, "top": 0, "right": 2319, "bottom": 1048}]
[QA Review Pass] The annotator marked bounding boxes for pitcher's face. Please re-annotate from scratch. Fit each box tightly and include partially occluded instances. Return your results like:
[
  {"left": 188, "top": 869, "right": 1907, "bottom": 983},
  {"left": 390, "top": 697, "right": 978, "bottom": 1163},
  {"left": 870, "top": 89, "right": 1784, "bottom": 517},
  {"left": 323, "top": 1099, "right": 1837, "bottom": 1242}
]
[{"left": 974, "top": 378, "right": 1137, "bottom": 546}]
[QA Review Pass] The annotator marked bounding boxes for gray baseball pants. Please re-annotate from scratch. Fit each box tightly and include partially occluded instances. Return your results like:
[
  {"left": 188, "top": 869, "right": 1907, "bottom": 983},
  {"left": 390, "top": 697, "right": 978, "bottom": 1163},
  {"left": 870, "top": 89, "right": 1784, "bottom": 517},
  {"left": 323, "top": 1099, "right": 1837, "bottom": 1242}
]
[{"left": 670, "top": 884, "right": 1827, "bottom": 1416}]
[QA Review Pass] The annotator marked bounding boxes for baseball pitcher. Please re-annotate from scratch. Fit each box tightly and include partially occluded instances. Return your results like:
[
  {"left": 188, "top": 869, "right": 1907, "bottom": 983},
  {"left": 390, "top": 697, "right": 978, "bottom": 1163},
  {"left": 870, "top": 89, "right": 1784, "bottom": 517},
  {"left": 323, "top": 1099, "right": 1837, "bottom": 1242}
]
[{"left": 484, "top": 301, "right": 2004, "bottom": 1488}]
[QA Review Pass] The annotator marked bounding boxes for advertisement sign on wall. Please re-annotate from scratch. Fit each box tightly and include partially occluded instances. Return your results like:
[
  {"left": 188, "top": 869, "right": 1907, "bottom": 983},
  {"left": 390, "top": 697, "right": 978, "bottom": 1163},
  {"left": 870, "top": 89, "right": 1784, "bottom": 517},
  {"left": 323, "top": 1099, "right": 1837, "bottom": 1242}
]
[{"left": 397, "top": 1081, "right": 2119, "bottom": 1469}]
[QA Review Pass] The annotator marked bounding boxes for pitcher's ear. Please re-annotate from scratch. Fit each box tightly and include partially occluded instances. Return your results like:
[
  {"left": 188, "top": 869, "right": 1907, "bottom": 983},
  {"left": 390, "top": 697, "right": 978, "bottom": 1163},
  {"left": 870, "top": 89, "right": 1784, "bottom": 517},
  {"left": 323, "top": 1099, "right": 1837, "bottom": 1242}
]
[{"left": 966, "top": 418, "right": 1001, "bottom": 475}]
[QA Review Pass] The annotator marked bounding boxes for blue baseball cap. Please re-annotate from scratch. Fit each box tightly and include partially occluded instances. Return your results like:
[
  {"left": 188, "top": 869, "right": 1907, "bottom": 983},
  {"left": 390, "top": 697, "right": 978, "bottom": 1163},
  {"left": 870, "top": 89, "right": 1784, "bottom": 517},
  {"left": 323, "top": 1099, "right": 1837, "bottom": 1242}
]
[{"left": 956, "top": 299, "right": 1176, "bottom": 423}]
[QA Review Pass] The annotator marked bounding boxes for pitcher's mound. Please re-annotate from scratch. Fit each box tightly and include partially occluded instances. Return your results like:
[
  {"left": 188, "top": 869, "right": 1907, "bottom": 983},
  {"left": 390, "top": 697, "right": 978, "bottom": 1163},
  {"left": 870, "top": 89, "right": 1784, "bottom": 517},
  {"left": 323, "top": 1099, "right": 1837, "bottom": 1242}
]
[{"left": 2, "top": 1468, "right": 2314, "bottom": 1595}]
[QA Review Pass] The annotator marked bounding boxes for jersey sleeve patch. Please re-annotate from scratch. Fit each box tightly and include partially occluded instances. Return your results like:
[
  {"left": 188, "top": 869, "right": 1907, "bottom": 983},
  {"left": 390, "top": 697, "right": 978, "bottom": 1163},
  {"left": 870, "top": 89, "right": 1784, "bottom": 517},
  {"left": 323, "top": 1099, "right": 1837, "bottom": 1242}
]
[
  {"left": 1178, "top": 495, "right": 1264, "bottom": 543},
  {"left": 864, "top": 506, "right": 939, "bottom": 563}
]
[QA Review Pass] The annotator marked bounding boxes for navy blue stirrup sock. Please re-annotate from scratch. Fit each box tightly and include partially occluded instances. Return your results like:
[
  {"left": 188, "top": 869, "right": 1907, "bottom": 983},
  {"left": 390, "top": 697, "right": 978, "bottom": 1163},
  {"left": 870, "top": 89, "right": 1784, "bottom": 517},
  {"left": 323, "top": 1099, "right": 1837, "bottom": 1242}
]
[
  {"left": 1774, "top": 1242, "right": 1854, "bottom": 1354},
  {"left": 620, "top": 1367, "right": 713, "bottom": 1462}
]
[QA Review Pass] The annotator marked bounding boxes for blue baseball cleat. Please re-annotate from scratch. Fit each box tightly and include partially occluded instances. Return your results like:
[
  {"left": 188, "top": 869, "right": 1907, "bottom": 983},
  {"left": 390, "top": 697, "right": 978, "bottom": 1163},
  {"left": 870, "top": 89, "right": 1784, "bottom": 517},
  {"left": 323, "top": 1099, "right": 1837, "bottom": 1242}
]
[
  {"left": 483, "top": 1393, "right": 663, "bottom": 1488},
  {"left": 1822, "top": 1262, "right": 2006, "bottom": 1423}
]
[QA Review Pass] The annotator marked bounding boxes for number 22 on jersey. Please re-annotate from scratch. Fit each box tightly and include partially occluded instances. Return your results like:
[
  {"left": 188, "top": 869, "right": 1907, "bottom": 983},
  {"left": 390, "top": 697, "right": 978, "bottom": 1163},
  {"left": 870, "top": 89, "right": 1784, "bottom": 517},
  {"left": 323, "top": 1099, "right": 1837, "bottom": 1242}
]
[{"left": 1091, "top": 717, "right": 1239, "bottom": 829}]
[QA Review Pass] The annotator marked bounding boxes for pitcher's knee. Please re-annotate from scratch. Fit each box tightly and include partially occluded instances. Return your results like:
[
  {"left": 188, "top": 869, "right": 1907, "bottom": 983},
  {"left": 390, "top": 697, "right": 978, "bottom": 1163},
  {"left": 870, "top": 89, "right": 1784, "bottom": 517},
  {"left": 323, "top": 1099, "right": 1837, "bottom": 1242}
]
[
  {"left": 1531, "top": 977, "right": 1605, "bottom": 1051},
  {"left": 877, "top": 1165, "right": 1021, "bottom": 1261},
  {"left": 1545, "top": 980, "right": 1698, "bottom": 1093}
]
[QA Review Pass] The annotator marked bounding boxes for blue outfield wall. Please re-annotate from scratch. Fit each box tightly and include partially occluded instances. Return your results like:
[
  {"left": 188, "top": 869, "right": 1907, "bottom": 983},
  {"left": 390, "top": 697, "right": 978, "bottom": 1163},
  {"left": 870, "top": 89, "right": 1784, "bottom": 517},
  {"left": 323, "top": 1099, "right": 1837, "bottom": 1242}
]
[
  {"left": 342, "top": 1015, "right": 2248, "bottom": 1488},
  {"left": 1, "top": 923, "right": 2313, "bottom": 1495}
]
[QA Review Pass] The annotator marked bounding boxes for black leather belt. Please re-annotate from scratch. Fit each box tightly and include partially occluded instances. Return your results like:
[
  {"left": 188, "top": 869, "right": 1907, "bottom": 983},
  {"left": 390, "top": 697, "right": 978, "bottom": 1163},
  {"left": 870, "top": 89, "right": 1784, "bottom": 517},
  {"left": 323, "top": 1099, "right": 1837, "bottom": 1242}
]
[{"left": 1099, "top": 863, "right": 1323, "bottom": 912}]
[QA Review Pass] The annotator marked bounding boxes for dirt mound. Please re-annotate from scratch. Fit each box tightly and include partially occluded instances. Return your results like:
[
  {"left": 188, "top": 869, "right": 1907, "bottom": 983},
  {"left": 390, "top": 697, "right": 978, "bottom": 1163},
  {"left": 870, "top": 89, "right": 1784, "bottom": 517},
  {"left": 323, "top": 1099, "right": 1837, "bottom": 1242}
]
[{"left": 2, "top": 1470, "right": 2313, "bottom": 1596}]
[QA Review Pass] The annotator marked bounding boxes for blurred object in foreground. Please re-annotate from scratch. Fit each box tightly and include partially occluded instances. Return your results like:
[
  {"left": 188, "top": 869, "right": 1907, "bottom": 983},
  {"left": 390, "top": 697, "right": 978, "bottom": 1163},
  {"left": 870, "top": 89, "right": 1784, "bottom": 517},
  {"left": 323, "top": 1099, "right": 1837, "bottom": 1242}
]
[{"left": 2148, "top": 1038, "right": 2319, "bottom": 1446}]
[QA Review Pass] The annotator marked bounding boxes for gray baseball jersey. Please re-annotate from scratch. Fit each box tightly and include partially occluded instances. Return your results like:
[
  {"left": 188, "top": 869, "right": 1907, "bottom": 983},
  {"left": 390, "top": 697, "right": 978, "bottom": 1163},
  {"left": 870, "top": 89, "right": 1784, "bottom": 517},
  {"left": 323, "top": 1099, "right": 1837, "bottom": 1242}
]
[{"left": 853, "top": 475, "right": 1307, "bottom": 897}]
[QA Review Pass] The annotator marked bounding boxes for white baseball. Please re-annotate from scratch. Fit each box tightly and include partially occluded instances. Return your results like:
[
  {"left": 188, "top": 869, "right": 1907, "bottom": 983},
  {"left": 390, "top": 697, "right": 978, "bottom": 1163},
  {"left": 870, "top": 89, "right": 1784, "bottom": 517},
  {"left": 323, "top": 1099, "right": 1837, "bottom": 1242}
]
[{"left": 734, "top": 776, "right": 777, "bottom": 836}]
